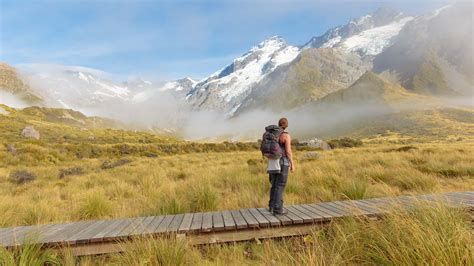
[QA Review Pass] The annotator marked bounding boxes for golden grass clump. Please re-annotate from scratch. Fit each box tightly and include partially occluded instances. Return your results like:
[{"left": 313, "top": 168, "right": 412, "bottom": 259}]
[
  {"left": 300, "top": 203, "right": 473, "bottom": 265},
  {"left": 76, "top": 193, "right": 113, "bottom": 219}
]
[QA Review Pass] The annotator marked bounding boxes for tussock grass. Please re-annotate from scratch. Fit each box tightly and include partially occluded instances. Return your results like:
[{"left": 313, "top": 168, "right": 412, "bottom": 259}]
[
  {"left": 76, "top": 193, "right": 113, "bottom": 219},
  {"left": 111, "top": 236, "right": 197, "bottom": 265},
  {"left": 3, "top": 203, "right": 468, "bottom": 265},
  {"left": 1, "top": 142, "right": 473, "bottom": 226},
  {"left": 301, "top": 203, "right": 472, "bottom": 265},
  {"left": 0, "top": 242, "right": 61, "bottom": 266},
  {"left": 187, "top": 183, "right": 219, "bottom": 212}
]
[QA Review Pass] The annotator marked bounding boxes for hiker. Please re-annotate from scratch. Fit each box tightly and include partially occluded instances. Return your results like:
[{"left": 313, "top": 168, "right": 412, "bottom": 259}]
[{"left": 260, "top": 118, "right": 295, "bottom": 215}]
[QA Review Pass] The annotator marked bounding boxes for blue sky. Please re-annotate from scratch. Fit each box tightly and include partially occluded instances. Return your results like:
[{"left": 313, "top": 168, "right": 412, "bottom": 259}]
[{"left": 1, "top": 0, "right": 450, "bottom": 81}]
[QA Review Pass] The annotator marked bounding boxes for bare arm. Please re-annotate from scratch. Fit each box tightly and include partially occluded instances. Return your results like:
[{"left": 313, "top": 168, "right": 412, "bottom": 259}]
[{"left": 284, "top": 134, "right": 295, "bottom": 171}]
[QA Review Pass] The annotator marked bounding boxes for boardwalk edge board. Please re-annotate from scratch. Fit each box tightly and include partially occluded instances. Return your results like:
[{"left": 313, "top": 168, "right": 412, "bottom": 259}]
[{"left": 0, "top": 191, "right": 472, "bottom": 255}]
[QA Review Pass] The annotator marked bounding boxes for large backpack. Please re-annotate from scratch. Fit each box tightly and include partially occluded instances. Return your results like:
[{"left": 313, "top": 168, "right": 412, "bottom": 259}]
[{"left": 260, "top": 125, "right": 284, "bottom": 159}]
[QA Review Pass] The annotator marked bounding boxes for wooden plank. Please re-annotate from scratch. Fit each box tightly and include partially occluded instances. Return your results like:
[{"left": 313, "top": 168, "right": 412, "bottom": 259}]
[
  {"left": 167, "top": 214, "right": 185, "bottom": 233},
  {"left": 274, "top": 211, "right": 293, "bottom": 225},
  {"left": 221, "top": 211, "right": 236, "bottom": 230},
  {"left": 201, "top": 212, "right": 213, "bottom": 232},
  {"left": 256, "top": 208, "right": 280, "bottom": 226},
  {"left": 189, "top": 213, "right": 203, "bottom": 233},
  {"left": 0, "top": 226, "right": 31, "bottom": 246},
  {"left": 280, "top": 207, "right": 304, "bottom": 224},
  {"left": 363, "top": 198, "right": 392, "bottom": 210},
  {"left": 239, "top": 209, "right": 259, "bottom": 228},
  {"left": 102, "top": 218, "right": 135, "bottom": 241},
  {"left": 332, "top": 201, "right": 372, "bottom": 216},
  {"left": 34, "top": 222, "right": 79, "bottom": 245},
  {"left": 308, "top": 203, "right": 342, "bottom": 218},
  {"left": 395, "top": 196, "right": 418, "bottom": 207},
  {"left": 1, "top": 191, "right": 472, "bottom": 251},
  {"left": 448, "top": 192, "right": 474, "bottom": 200},
  {"left": 134, "top": 216, "right": 157, "bottom": 236},
  {"left": 359, "top": 199, "right": 391, "bottom": 213},
  {"left": 249, "top": 208, "right": 270, "bottom": 227},
  {"left": 142, "top": 216, "right": 165, "bottom": 235},
  {"left": 443, "top": 193, "right": 472, "bottom": 203},
  {"left": 376, "top": 197, "right": 402, "bottom": 209},
  {"left": 294, "top": 204, "right": 326, "bottom": 222},
  {"left": 43, "top": 221, "right": 98, "bottom": 245},
  {"left": 443, "top": 196, "right": 474, "bottom": 208},
  {"left": 318, "top": 202, "right": 349, "bottom": 217},
  {"left": 295, "top": 204, "right": 327, "bottom": 222},
  {"left": 446, "top": 193, "right": 474, "bottom": 204},
  {"left": 300, "top": 204, "right": 332, "bottom": 221},
  {"left": 3, "top": 225, "right": 44, "bottom": 247},
  {"left": 186, "top": 224, "right": 322, "bottom": 246},
  {"left": 24, "top": 224, "right": 57, "bottom": 244},
  {"left": 68, "top": 221, "right": 109, "bottom": 245},
  {"left": 349, "top": 201, "right": 380, "bottom": 216},
  {"left": 69, "top": 223, "right": 328, "bottom": 256},
  {"left": 178, "top": 213, "right": 194, "bottom": 233},
  {"left": 287, "top": 205, "right": 314, "bottom": 223},
  {"left": 155, "top": 215, "right": 174, "bottom": 234},
  {"left": 212, "top": 212, "right": 225, "bottom": 232},
  {"left": 114, "top": 217, "right": 147, "bottom": 238},
  {"left": 230, "top": 210, "right": 248, "bottom": 229},
  {"left": 89, "top": 218, "right": 129, "bottom": 243}
]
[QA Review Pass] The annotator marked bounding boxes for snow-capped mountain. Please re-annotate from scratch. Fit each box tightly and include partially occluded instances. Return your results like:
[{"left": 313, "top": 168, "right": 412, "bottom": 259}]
[
  {"left": 3, "top": 4, "right": 470, "bottom": 124},
  {"left": 19, "top": 66, "right": 198, "bottom": 113},
  {"left": 373, "top": 4, "right": 472, "bottom": 96},
  {"left": 184, "top": 8, "right": 416, "bottom": 115},
  {"left": 132, "top": 77, "right": 197, "bottom": 103},
  {"left": 185, "top": 36, "right": 300, "bottom": 113},
  {"left": 24, "top": 69, "right": 131, "bottom": 109},
  {"left": 304, "top": 7, "right": 413, "bottom": 56}
]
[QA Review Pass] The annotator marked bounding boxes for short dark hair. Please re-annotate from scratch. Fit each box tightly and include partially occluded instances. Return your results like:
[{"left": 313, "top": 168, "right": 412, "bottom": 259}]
[{"left": 278, "top": 118, "right": 288, "bottom": 129}]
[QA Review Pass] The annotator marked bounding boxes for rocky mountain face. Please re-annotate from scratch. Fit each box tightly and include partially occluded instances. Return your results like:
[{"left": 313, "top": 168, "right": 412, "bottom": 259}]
[
  {"left": 315, "top": 71, "right": 423, "bottom": 106},
  {"left": 234, "top": 48, "right": 371, "bottom": 114},
  {"left": 185, "top": 36, "right": 300, "bottom": 113},
  {"left": 373, "top": 4, "right": 473, "bottom": 96},
  {"left": 183, "top": 7, "right": 422, "bottom": 115},
  {"left": 303, "top": 7, "right": 413, "bottom": 57},
  {"left": 0, "top": 63, "right": 42, "bottom": 105},
  {"left": 1, "top": 4, "right": 471, "bottom": 126},
  {"left": 132, "top": 77, "right": 197, "bottom": 103},
  {"left": 2, "top": 64, "right": 196, "bottom": 112}
]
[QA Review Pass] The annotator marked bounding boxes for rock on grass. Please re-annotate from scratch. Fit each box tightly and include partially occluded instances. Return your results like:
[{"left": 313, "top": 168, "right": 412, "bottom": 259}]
[
  {"left": 59, "top": 167, "right": 85, "bottom": 179},
  {"left": 101, "top": 158, "right": 132, "bottom": 169},
  {"left": 9, "top": 170, "right": 37, "bottom": 184}
]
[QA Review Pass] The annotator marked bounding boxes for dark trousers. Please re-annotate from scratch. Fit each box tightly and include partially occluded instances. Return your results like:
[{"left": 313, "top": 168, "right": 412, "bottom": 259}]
[{"left": 268, "top": 164, "right": 289, "bottom": 213}]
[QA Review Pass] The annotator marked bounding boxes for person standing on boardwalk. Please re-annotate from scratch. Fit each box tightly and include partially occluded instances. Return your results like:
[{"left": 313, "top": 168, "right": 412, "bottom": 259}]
[{"left": 261, "top": 118, "right": 295, "bottom": 215}]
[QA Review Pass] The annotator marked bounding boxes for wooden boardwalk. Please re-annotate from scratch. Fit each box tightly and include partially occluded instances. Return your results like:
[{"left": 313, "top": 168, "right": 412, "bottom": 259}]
[{"left": 1, "top": 191, "right": 472, "bottom": 256}]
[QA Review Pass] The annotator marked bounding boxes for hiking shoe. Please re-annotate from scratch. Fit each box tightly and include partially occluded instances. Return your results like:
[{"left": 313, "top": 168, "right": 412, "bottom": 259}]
[{"left": 273, "top": 209, "right": 288, "bottom": 215}]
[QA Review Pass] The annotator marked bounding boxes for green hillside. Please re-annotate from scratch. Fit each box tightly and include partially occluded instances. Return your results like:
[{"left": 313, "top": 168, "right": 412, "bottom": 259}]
[
  {"left": 318, "top": 71, "right": 423, "bottom": 105},
  {"left": 236, "top": 48, "right": 370, "bottom": 113},
  {"left": 0, "top": 62, "right": 43, "bottom": 104}
]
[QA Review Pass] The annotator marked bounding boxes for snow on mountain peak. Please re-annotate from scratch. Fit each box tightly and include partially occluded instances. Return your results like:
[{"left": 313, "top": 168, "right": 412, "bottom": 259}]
[
  {"left": 342, "top": 16, "right": 413, "bottom": 56},
  {"left": 186, "top": 35, "right": 300, "bottom": 108},
  {"left": 304, "top": 7, "right": 411, "bottom": 56}
]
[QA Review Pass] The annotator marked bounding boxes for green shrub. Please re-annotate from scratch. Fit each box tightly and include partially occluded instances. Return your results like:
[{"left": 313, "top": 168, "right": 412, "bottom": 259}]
[{"left": 328, "top": 137, "right": 363, "bottom": 149}]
